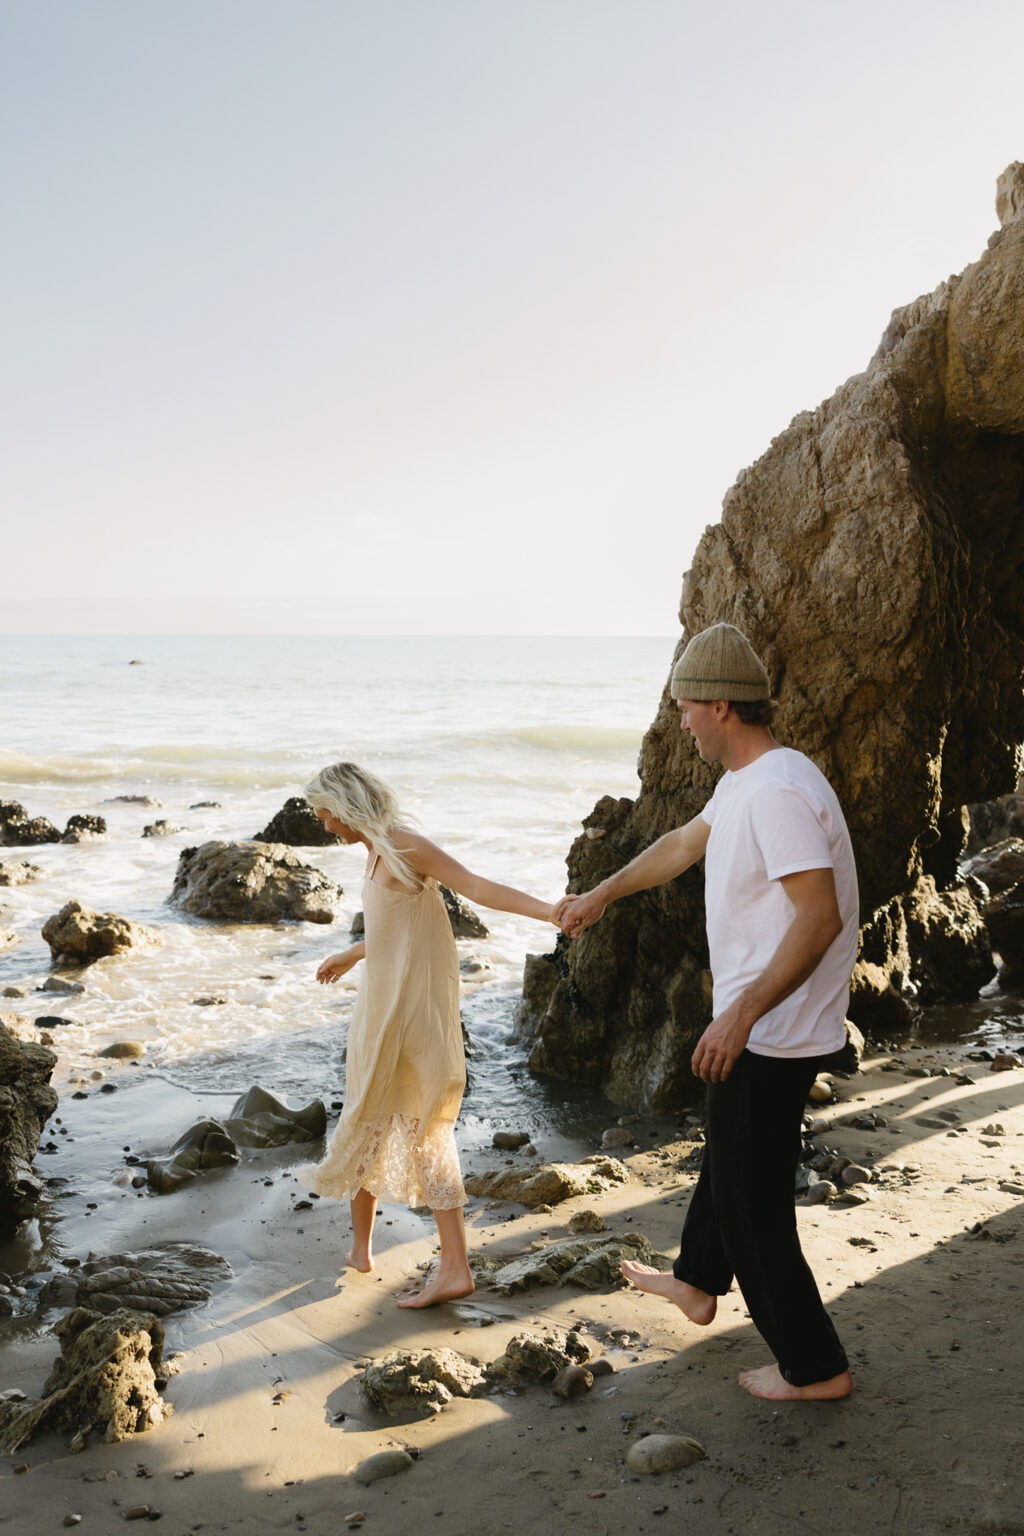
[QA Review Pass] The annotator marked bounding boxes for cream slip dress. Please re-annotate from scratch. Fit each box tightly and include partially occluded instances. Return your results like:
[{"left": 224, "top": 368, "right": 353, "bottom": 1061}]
[{"left": 301, "top": 851, "right": 467, "bottom": 1210}]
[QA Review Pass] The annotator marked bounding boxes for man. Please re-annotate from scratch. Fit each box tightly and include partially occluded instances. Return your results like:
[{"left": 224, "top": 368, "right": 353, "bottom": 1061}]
[{"left": 557, "top": 622, "right": 856, "bottom": 1401}]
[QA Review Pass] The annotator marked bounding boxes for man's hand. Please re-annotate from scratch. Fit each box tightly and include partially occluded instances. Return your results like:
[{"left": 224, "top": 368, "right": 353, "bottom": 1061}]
[
  {"left": 555, "top": 888, "right": 607, "bottom": 938},
  {"left": 691, "top": 1000, "right": 755, "bottom": 1083}
]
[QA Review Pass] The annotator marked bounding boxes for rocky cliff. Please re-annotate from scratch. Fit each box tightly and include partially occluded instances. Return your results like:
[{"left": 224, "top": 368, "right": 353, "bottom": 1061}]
[{"left": 517, "top": 164, "right": 1024, "bottom": 1111}]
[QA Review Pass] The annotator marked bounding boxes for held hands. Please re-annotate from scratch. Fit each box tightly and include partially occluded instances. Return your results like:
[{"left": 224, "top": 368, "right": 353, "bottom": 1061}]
[
  {"left": 554, "top": 888, "right": 607, "bottom": 939},
  {"left": 316, "top": 949, "right": 360, "bottom": 985},
  {"left": 690, "top": 1000, "right": 755, "bottom": 1083}
]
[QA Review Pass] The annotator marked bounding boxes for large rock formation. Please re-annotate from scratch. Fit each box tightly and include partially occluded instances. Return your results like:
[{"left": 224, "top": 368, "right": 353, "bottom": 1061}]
[
  {"left": 0, "top": 1019, "right": 58, "bottom": 1230},
  {"left": 170, "top": 840, "right": 342, "bottom": 923},
  {"left": 517, "top": 165, "right": 1024, "bottom": 1111}
]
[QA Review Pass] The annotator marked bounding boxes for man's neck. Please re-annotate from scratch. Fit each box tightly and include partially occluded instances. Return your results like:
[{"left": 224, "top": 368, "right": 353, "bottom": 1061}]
[{"left": 719, "top": 727, "right": 779, "bottom": 774}]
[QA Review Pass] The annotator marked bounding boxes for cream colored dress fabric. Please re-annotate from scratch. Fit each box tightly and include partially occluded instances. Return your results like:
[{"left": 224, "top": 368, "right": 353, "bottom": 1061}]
[{"left": 302, "top": 857, "right": 466, "bottom": 1210}]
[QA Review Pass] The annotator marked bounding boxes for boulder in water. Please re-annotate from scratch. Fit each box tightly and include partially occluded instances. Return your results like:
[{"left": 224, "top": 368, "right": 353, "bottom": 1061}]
[{"left": 170, "top": 840, "right": 342, "bottom": 923}]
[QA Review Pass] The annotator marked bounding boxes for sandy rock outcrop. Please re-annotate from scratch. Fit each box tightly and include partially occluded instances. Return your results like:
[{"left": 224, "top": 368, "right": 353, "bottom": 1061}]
[
  {"left": 488, "top": 1231, "right": 662, "bottom": 1295},
  {"left": 463, "top": 1155, "right": 630, "bottom": 1208},
  {"left": 0, "top": 859, "right": 44, "bottom": 886},
  {"left": 41, "top": 900, "right": 156, "bottom": 966},
  {"left": 0, "top": 1018, "right": 58, "bottom": 1229},
  {"left": 0, "top": 1306, "right": 170, "bottom": 1452},
  {"left": 255, "top": 797, "right": 339, "bottom": 846},
  {"left": 170, "top": 840, "right": 342, "bottom": 923},
  {"left": 517, "top": 166, "right": 1024, "bottom": 1109}
]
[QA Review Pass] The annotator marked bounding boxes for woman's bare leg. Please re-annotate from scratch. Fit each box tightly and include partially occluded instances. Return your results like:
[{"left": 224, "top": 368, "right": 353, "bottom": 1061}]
[
  {"left": 346, "top": 1188, "right": 376, "bottom": 1272},
  {"left": 396, "top": 1205, "right": 474, "bottom": 1308}
]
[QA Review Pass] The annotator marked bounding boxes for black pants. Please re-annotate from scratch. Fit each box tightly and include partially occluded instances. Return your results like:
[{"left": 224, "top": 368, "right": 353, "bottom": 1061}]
[{"left": 673, "top": 1048, "right": 849, "bottom": 1387}]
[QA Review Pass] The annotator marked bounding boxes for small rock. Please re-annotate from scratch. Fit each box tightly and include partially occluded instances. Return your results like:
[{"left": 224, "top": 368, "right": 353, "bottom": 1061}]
[
  {"left": 99, "top": 1042, "right": 146, "bottom": 1060},
  {"left": 801, "top": 1181, "right": 836, "bottom": 1205},
  {"left": 551, "top": 1364, "right": 593, "bottom": 1399},
  {"left": 991, "top": 1053, "right": 1022, "bottom": 1072},
  {"left": 808, "top": 1077, "right": 833, "bottom": 1104},
  {"left": 63, "top": 1517, "right": 83, "bottom": 1527},
  {"left": 142, "top": 821, "right": 180, "bottom": 838},
  {"left": 601, "top": 1127, "right": 634, "bottom": 1150},
  {"left": 840, "top": 1165, "right": 872, "bottom": 1186},
  {"left": 123, "top": 1506, "right": 153, "bottom": 1519},
  {"left": 588, "top": 1357, "right": 615, "bottom": 1377},
  {"left": 492, "top": 1131, "right": 531, "bottom": 1150},
  {"left": 626, "top": 1434, "right": 706, "bottom": 1474},
  {"left": 353, "top": 1450, "right": 414, "bottom": 1485},
  {"left": 567, "top": 1210, "right": 607, "bottom": 1235}
]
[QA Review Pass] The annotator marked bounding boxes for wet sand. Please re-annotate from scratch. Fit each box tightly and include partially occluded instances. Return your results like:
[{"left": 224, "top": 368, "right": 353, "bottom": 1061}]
[{"left": 3, "top": 1038, "right": 1024, "bottom": 1536}]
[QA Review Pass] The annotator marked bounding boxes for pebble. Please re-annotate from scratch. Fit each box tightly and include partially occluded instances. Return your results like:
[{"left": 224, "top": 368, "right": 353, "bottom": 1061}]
[
  {"left": 626, "top": 1434, "right": 706, "bottom": 1474},
  {"left": 808, "top": 1117, "right": 829, "bottom": 1135},
  {"left": 803, "top": 1181, "right": 836, "bottom": 1205},
  {"left": 123, "top": 1507, "right": 153, "bottom": 1520},
  {"left": 808, "top": 1077, "right": 833, "bottom": 1104},
  {"left": 343, "top": 1516, "right": 366, "bottom": 1527},
  {"left": 838, "top": 1183, "right": 873, "bottom": 1205},
  {"left": 840, "top": 1164, "right": 872, "bottom": 1186},
  {"left": 588, "top": 1357, "right": 615, "bottom": 1377},
  {"left": 982, "top": 1123, "right": 1006, "bottom": 1136},
  {"left": 98, "top": 1041, "right": 145, "bottom": 1059},
  {"left": 601, "top": 1127, "right": 635, "bottom": 1150},
  {"left": 63, "top": 1518, "right": 82, "bottom": 1528},
  {"left": 353, "top": 1450, "right": 413, "bottom": 1485},
  {"left": 991, "top": 1053, "right": 1022, "bottom": 1071}
]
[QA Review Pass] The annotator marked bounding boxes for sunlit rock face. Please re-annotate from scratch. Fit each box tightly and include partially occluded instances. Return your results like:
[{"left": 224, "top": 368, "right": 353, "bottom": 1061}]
[{"left": 518, "top": 165, "right": 1024, "bottom": 1111}]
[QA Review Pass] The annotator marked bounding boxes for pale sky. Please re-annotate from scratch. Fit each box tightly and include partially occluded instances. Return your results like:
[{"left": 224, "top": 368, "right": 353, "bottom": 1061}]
[{"left": 3, "top": 0, "right": 1022, "bottom": 635}]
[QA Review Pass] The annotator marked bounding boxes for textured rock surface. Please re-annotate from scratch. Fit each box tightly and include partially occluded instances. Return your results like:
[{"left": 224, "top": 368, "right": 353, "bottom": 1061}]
[
  {"left": 463, "top": 1155, "right": 630, "bottom": 1208},
  {"left": 41, "top": 901, "right": 156, "bottom": 966},
  {"left": 0, "top": 859, "right": 44, "bottom": 886},
  {"left": 62, "top": 814, "right": 106, "bottom": 844},
  {"left": 361, "top": 1348, "right": 487, "bottom": 1415},
  {"left": 0, "top": 1019, "right": 58, "bottom": 1229},
  {"left": 170, "top": 840, "right": 342, "bottom": 923},
  {"left": 982, "top": 884, "right": 1024, "bottom": 981},
  {"left": 255, "top": 797, "right": 339, "bottom": 846},
  {"left": 38, "top": 1242, "right": 232, "bottom": 1318},
  {"left": 0, "top": 800, "right": 60, "bottom": 846},
  {"left": 0, "top": 1306, "right": 170, "bottom": 1452},
  {"left": 488, "top": 1231, "right": 661, "bottom": 1295},
  {"left": 517, "top": 167, "right": 1024, "bottom": 1110},
  {"left": 486, "top": 1328, "right": 591, "bottom": 1385}
]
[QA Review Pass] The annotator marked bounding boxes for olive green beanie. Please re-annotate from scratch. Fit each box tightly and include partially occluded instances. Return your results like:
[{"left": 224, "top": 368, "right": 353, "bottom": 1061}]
[{"left": 669, "top": 623, "right": 771, "bottom": 702}]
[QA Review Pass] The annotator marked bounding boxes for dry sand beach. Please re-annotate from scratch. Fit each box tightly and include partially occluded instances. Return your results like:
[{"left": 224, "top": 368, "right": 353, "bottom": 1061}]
[{"left": 3, "top": 1030, "right": 1023, "bottom": 1536}]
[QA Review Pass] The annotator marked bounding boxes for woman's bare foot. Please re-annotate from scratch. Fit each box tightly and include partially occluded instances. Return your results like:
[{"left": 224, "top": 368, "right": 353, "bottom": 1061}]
[
  {"left": 620, "top": 1261, "right": 717, "bottom": 1325},
  {"left": 738, "top": 1363, "right": 853, "bottom": 1401},
  {"left": 344, "top": 1248, "right": 374, "bottom": 1273},
  {"left": 396, "top": 1268, "right": 475, "bottom": 1309}
]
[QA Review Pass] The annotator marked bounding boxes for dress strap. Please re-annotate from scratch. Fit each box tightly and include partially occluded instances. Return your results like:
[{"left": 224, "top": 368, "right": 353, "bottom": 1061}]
[{"left": 367, "top": 851, "right": 381, "bottom": 879}]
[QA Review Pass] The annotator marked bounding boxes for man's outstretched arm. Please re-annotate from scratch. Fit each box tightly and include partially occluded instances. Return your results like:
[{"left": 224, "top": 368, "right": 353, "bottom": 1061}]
[
  {"left": 556, "top": 814, "right": 711, "bottom": 937},
  {"left": 691, "top": 865, "right": 843, "bottom": 1083}
]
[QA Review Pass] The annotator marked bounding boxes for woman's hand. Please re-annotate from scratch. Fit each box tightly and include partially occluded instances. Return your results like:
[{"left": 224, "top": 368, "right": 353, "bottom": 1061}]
[{"left": 316, "top": 947, "right": 362, "bottom": 984}]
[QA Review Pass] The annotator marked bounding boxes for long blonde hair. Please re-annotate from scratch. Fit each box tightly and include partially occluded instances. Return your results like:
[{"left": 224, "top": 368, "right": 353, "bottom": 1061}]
[{"left": 304, "top": 762, "right": 419, "bottom": 889}]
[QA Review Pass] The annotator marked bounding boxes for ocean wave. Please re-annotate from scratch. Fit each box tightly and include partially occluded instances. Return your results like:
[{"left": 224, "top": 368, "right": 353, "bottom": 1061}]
[
  {"left": 0, "top": 746, "right": 305, "bottom": 788},
  {"left": 428, "top": 724, "right": 644, "bottom": 755}
]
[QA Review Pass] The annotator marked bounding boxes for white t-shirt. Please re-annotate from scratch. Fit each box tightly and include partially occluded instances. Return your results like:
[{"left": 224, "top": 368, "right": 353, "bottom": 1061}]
[{"left": 700, "top": 746, "right": 859, "bottom": 1058}]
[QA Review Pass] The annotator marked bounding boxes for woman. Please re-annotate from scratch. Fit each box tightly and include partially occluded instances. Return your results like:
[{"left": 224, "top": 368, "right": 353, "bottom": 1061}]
[{"left": 300, "top": 761, "right": 556, "bottom": 1308}]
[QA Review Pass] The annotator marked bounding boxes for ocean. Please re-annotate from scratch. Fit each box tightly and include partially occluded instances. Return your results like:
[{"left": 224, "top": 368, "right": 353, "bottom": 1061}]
[{"left": 0, "top": 634, "right": 676, "bottom": 1138}]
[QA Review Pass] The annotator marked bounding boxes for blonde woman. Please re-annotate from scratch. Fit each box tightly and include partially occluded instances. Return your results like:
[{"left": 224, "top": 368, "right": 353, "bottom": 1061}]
[{"left": 300, "top": 761, "right": 557, "bottom": 1308}]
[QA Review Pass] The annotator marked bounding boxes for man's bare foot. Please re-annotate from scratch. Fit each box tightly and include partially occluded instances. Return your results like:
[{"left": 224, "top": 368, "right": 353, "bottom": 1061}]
[
  {"left": 344, "top": 1248, "right": 373, "bottom": 1273},
  {"left": 620, "top": 1261, "right": 717, "bottom": 1325},
  {"left": 737, "top": 1363, "right": 853, "bottom": 1401},
  {"left": 396, "top": 1269, "right": 475, "bottom": 1309}
]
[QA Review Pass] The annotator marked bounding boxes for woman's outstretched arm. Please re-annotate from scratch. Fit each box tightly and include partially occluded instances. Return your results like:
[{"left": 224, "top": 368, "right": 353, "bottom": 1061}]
[{"left": 395, "top": 829, "right": 556, "bottom": 923}]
